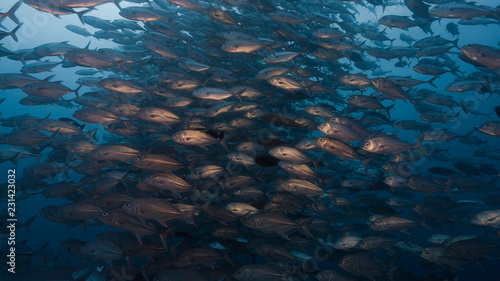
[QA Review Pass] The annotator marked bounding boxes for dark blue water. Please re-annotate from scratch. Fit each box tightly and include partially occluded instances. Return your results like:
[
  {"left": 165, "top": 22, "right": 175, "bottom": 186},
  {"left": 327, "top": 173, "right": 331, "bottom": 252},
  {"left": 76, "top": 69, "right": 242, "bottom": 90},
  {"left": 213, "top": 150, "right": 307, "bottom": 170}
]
[{"left": 1, "top": 0, "right": 500, "bottom": 280}]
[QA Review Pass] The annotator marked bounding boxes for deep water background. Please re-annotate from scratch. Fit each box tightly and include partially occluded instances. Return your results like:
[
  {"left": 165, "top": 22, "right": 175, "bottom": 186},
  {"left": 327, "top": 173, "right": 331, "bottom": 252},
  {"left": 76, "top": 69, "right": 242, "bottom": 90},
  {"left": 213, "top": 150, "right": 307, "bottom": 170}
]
[{"left": 0, "top": 0, "right": 499, "bottom": 280}]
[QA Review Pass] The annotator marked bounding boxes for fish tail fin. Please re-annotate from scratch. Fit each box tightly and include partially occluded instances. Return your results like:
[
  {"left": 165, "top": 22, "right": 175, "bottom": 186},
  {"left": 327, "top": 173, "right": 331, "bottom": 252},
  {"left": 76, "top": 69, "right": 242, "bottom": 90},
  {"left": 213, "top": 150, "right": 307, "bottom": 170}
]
[
  {"left": 35, "top": 241, "right": 49, "bottom": 256},
  {"left": 76, "top": 8, "right": 95, "bottom": 25},
  {"left": 85, "top": 128, "right": 98, "bottom": 142},
  {"left": 420, "top": 217, "right": 433, "bottom": 232},
  {"left": 113, "top": 0, "right": 122, "bottom": 9},
  {"left": 140, "top": 268, "right": 151, "bottom": 281},
  {"left": 488, "top": 176, "right": 498, "bottom": 186},
  {"left": 442, "top": 147, "right": 451, "bottom": 156},
  {"left": 201, "top": 197, "right": 216, "bottom": 215},
  {"left": 312, "top": 158, "right": 323, "bottom": 172},
  {"left": 73, "top": 84, "right": 82, "bottom": 98},
  {"left": 233, "top": 88, "right": 245, "bottom": 103},
  {"left": 427, "top": 76, "right": 438, "bottom": 88},
  {"left": 60, "top": 97, "right": 74, "bottom": 108},
  {"left": 62, "top": 164, "right": 70, "bottom": 180},
  {"left": 182, "top": 208, "right": 197, "bottom": 227},
  {"left": 386, "top": 103, "right": 395, "bottom": 118},
  {"left": 35, "top": 152, "right": 48, "bottom": 164},
  {"left": 265, "top": 45, "right": 276, "bottom": 57},
  {"left": 219, "top": 138, "right": 229, "bottom": 153},
  {"left": 8, "top": 151, "right": 20, "bottom": 166},
  {"left": 298, "top": 217, "right": 315, "bottom": 239},
  {"left": 43, "top": 74, "right": 55, "bottom": 82},
  {"left": 419, "top": 20, "right": 432, "bottom": 34},
  {"left": 121, "top": 118, "right": 136, "bottom": 131},
  {"left": 475, "top": 260, "right": 488, "bottom": 272},
  {"left": 7, "top": 0, "right": 22, "bottom": 25},
  {"left": 9, "top": 23, "right": 22, "bottom": 42},
  {"left": 361, "top": 158, "right": 372, "bottom": 172},
  {"left": 49, "top": 128, "right": 60, "bottom": 147},
  {"left": 450, "top": 65, "right": 463, "bottom": 78},
  {"left": 159, "top": 229, "right": 173, "bottom": 251},
  {"left": 480, "top": 83, "right": 493, "bottom": 94},
  {"left": 20, "top": 214, "right": 37, "bottom": 236},
  {"left": 222, "top": 247, "right": 235, "bottom": 266},
  {"left": 444, "top": 188, "right": 455, "bottom": 200},
  {"left": 462, "top": 129, "right": 474, "bottom": 138},
  {"left": 42, "top": 112, "right": 52, "bottom": 121},
  {"left": 34, "top": 241, "right": 50, "bottom": 265},
  {"left": 413, "top": 140, "right": 428, "bottom": 157}
]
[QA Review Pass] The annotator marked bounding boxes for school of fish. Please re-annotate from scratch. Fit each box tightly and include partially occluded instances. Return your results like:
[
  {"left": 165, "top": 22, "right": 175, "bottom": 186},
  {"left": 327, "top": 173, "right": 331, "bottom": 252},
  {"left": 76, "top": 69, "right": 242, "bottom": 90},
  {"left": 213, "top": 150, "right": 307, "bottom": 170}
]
[{"left": 0, "top": 0, "right": 500, "bottom": 280}]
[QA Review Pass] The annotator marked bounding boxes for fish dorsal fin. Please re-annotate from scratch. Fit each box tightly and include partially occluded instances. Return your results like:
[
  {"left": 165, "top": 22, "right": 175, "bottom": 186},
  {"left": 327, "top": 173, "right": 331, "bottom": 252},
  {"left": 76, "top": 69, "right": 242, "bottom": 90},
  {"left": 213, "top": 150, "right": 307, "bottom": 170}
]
[{"left": 43, "top": 74, "right": 55, "bottom": 81}]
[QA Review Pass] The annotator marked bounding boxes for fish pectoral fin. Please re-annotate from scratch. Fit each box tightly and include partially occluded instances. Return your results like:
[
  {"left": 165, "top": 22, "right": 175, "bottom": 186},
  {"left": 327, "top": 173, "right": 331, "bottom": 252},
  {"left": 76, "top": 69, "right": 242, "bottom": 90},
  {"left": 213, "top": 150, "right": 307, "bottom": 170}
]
[{"left": 487, "top": 215, "right": 500, "bottom": 222}]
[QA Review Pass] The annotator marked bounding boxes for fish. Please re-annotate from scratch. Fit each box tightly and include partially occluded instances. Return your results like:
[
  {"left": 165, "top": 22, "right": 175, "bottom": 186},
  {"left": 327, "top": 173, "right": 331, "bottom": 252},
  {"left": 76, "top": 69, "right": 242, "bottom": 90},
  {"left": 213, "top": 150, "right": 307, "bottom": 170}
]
[
  {"left": 1, "top": 0, "right": 499, "bottom": 280},
  {"left": 471, "top": 209, "right": 500, "bottom": 228},
  {"left": 339, "top": 254, "right": 388, "bottom": 278},
  {"left": 446, "top": 22, "right": 459, "bottom": 36},
  {"left": 242, "top": 213, "right": 313, "bottom": 240},
  {"left": 445, "top": 237, "right": 500, "bottom": 259},
  {"left": 460, "top": 44, "right": 500, "bottom": 70},
  {"left": 370, "top": 216, "right": 421, "bottom": 232},
  {"left": 0, "top": 0, "right": 21, "bottom": 25},
  {"left": 233, "top": 264, "right": 286, "bottom": 281},
  {"left": 429, "top": 3, "right": 497, "bottom": 19},
  {"left": 362, "top": 135, "right": 414, "bottom": 154},
  {"left": 122, "top": 198, "right": 189, "bottom": 226},
  {"left": 477, "top": 121, "right": 500, "bottom": 137},
  {"left": 371, "top": 78, "right": 411, "bottom": 100}
]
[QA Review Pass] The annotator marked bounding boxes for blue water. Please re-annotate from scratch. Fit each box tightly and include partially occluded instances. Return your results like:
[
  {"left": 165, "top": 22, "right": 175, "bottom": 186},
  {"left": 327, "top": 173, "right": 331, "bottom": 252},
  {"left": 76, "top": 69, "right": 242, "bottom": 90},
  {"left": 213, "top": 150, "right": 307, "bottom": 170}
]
[{"left": 1, "top": 0, "right": 500, "bottom": 280}]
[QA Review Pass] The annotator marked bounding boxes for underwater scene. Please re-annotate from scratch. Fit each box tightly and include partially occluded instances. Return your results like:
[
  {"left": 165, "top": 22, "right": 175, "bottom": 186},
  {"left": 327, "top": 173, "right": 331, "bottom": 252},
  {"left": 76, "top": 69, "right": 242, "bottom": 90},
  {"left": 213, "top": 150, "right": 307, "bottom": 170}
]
[{"left": 0, "top": 0, "right": 500, "bottom": 280}]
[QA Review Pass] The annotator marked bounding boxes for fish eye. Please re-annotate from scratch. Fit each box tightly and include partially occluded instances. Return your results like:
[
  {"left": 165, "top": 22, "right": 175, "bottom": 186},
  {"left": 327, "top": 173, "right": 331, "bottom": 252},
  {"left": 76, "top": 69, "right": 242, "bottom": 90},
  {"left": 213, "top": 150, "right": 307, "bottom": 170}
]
[
  {"left": 423, "top": 249, "right": 428, "bottom": 255},
  {"left": 125, "top": 202, "right": 131, "bottom": 207},
  {"left": 485, "top": 124, "right": 490, "bottom": 127},
  {"left": 148, "top": 175, "right": 153, "bottom": 179},
  {"left": 472, "top": 216, "right": 477, "bottom": 220},
  {"left": 102, "top": 212, "right": 108, "bottom": 217},
  {"left": 319, "top": 272, "right": 324, "bottom": 277},
  {"left": 134, "top": 158, "right": 140, "bottom": 162},
  {"left": 246, "top": 217, "right": 252, "bottom": 223}
]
